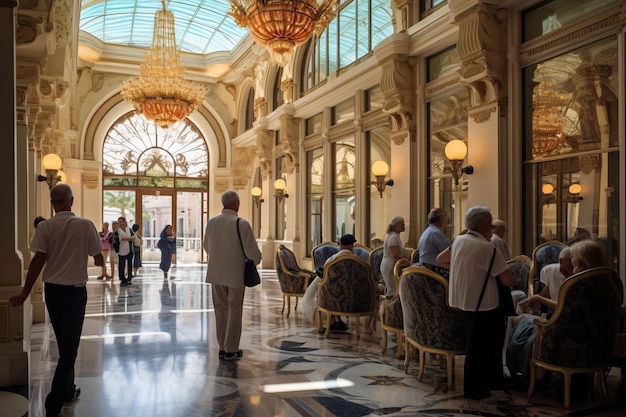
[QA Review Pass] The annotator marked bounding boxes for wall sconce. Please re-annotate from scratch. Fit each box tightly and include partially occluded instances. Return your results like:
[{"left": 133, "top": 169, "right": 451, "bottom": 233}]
[
  {"left": 444, "top": 140, "right": 474, "bottom": 186},
  {"left": 371, "top": 160, "right": 394, "bottom": 198},
  {"left": 274, "top": 178, "right": 289, "bottom": 203},
  {"left": 251, "top": 186, "right": 264, "bottom": 207},
  {"left": 37, "top": 153, "right": 63, "bottom": 190},
  {"left": 541, "top": 182, "right": 555, "bottom": 205},
  {"left": 568, "top": 183, "right": 583, "bottom": 202}
]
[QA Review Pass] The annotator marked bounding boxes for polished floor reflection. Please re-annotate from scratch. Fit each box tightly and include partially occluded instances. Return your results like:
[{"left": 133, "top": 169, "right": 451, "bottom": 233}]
[{"left": 6, "top": 265, "right": 626, "bottom": 416}]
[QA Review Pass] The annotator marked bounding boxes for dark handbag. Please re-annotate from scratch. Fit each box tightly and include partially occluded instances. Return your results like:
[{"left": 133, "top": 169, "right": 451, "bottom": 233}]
[
  {"left": 496, "top": 276, "right": 517, "bottom": 316},
  {"left": 237, "top": 218, "right": 260, "bottom": 287}
]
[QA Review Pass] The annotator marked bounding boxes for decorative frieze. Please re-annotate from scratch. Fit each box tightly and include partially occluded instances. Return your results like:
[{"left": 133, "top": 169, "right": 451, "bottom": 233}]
[
  {"left": 279, "top": 114, "right": 300, "bottom": 173},
  {"left": 379, "top": 54, "right": 416, "bottom": 139},
  {"left": 83, "top": 173, "right": 99, "bottom": 190},
  {"left": 255, "top": 128, "right": 273, "bottom": 178}
]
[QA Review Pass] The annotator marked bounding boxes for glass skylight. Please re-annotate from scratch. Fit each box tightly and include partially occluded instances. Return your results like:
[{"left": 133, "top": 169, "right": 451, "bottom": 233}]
[{"left": 79, "top": 0, "right": 249, "bottom": 55}]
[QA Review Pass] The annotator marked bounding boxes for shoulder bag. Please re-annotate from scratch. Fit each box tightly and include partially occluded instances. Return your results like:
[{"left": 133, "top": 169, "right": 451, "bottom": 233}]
[
  {"left": 476, "top": 247, "right": 516, "bottom": 316},
  {"left": 237, "top": 218, "right": 261, "bottom": 287}
]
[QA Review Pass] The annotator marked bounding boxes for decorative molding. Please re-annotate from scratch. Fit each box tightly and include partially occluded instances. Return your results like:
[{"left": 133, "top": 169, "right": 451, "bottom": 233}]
[
  {"left": 379, "top": 54, "right": 416, "bottom": 136},
  {"left": 279, "top": 114, "right": 300, "bottom": 174},
  {"left": 469, "top": 104, "right": 496, "bottom": 123},
  {"left": 255, "top": 128, "right": 273, "bottom": 178},
  {"left": 16, "top": 14, "right": 43, "bottom": 46},
  {"left": 281, "top": 78, "right": 294, "bottom": 104},
  {"left": 83, "top": 173, "right": 99, "bottom": 189},
  {"left": 232, "top": 146, "right": 256, "bottom": 189},
  {"left": 214, "top": 178, "right": 231, "bottom": 194},
  {"left": 254, "top": 97, "right": 266, "bottom": 119}
]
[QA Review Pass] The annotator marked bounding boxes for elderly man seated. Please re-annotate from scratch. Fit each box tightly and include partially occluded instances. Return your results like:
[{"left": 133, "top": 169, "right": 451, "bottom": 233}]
[{"left": 302, "top": 234, "right": 357, "bottom": 331}]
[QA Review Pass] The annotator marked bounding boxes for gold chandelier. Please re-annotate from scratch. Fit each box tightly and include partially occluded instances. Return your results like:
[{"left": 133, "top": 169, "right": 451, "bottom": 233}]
[
  {"left": 532, "top": 81, "right": 564, "bottom": 156},
  {"left": 121, "top": 1, "right": 206, "bottom": 129},
  {"left": 229, "top": 0, "right": 338, "bottom": 66}
]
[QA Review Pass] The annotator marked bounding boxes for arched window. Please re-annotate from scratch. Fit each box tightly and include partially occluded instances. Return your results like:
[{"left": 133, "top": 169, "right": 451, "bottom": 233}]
[{"left": 272, "top": 67, "right": 284, "bottom": 111}]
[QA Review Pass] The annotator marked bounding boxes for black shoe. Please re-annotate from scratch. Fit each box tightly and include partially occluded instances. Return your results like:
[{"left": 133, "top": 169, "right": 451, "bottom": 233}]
[
  {"left": 65, "top": 385, "right": 81, "bottom": 402},
  {"left": 121, "top": 280, "right": 130, "bottom": 286},
  {"left": 219, "top": 350, "right": 225, "bottom": 359},
  {"left": 223, "top": 350, "right": 243, "bottom": 361}
]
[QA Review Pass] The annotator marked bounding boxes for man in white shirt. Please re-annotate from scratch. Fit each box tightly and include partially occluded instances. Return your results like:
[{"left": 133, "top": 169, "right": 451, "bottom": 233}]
[
  {"left": 116, "top": 217, "right": 135, "bottom": 286},
  {"left": 491, "top": 219, "right": 512, "bottom": 261}
]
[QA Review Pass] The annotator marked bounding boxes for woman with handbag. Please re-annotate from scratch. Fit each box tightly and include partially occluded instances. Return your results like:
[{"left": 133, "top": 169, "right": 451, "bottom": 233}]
[{"left": 438, "top": 206, "right": 515, "bottom": 407}]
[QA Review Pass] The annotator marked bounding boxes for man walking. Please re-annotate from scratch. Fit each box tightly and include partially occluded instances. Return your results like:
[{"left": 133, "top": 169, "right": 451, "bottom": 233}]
[
  {"left": 10, "top": 184, "right": 103, "bottom": 417},
  {"left": 204, "top": 190, "right": 261, "bottom": 360}
]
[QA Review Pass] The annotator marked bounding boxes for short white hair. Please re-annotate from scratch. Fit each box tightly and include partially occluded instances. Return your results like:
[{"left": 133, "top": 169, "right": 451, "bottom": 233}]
[{"left": 465, "top": 206, "right": 491, "bottom": 230}]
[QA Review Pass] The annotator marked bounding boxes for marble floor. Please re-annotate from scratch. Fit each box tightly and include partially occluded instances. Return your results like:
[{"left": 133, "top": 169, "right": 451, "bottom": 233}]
[{"left": 3, "top": 264, "right": 625, "bottom": 417}]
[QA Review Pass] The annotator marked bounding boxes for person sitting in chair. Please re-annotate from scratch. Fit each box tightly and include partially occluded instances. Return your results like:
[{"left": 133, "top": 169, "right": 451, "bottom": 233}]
[{"left": 302, "top": 234, "right": 357, "bottom": 331}]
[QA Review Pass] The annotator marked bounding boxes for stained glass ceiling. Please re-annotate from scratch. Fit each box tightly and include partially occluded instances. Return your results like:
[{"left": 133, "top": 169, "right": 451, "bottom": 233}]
[{"left": 79, "top": 0, "right": 249, "bottom": 55}]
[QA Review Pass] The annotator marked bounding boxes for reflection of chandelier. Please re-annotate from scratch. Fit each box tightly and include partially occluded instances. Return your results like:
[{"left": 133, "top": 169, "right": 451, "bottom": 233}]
[
  {"left": 120, "top": 1, "right": 206, "bottom": 128},
  {"left": 532, "top": 82, "right": 563, "bottom": 156},
  {"left": 228, "top": 0, "right": 338, "bottom": 66}
]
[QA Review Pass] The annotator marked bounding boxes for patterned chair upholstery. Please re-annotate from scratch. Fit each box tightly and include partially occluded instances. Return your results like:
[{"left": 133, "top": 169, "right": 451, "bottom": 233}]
[
  {"left": 368, "top": 247, "right": 384, "bottom": 284},
  {"left": 507, "top": 255, "right": 533, "bottom": 305},
  {"left": 317, "top": 255, "right": 376, "bottom": 338},
  {"left": 528, "top": 267, "right": 624, "bottom": 408},
  {"left": 529, "top": 240, "right": 567, "bottom": 295},
  {"left": 312, "top": 242, "right": 340, "bottom": 275},
  {"left": 400, "top": 266, "right": 466, "bottom": 390},
  {"left": 353, "top": 243, "right": 372, "bottom": 263},
  {"left": 276, "top": 245, "right": 316, "bottom": 317},
  {"left": 380, "top": 258, "right": 411, "bottom": 357}
]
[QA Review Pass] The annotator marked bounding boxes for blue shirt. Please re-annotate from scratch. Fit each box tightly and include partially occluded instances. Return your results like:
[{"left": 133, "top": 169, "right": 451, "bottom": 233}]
[{"left": 418, "top": 224, "right": 449, "bottom": 267}]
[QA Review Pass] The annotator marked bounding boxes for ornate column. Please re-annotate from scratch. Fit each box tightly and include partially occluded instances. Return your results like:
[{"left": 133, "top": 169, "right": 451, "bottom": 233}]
[
  {"left": 374, "top": 32, "right": 418, "bottom": 247},
  {"left": 254, "top": 127, "right": 275, "bottom": 267},
  {"left": 0, "top": 0, "right": 28, "bottom": 387},
  {"left": 278, "top": 111, "right": 300, "bottom": 253},
  {"left": 451, "top": 1, "right": 508, "bottom": 215}
]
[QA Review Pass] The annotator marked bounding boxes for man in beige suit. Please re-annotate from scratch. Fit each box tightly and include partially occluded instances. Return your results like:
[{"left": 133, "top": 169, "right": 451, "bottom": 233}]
[{"left": 204, "top": 190, "right": 262, "bottom": 360}]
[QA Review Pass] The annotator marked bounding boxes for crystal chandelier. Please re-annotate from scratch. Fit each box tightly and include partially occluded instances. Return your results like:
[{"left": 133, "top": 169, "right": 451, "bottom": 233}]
[
  {"left": 228, "top": 0, "right": 338, "bottom": 66},
  {"left": 121, "top": 1, "right": 206, "bottom": 129}
]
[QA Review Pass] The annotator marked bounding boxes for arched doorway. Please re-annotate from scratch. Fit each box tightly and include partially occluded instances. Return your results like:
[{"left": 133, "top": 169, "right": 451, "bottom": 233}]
[{"left": 102, "top": 113, "right": 209, "bottom": 264}]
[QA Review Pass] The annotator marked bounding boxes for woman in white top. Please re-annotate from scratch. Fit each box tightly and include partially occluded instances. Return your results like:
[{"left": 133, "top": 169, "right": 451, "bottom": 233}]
[{"left": 380, "top": 216, "right": 406, "bottom": 297}]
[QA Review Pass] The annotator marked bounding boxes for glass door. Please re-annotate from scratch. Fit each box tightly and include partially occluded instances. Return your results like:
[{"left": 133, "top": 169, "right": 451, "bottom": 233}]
[{"left": 140, "top": 191, "right": 174, "bottom": 264}]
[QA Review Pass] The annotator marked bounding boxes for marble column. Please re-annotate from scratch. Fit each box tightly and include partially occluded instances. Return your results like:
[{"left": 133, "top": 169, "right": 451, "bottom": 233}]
[{"left": 0, "top": 0, "right": 28, "bottom": 387}]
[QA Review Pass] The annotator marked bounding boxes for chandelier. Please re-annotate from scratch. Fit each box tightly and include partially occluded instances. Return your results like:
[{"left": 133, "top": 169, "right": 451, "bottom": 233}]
[
  {"left": 229, "top": 0, "right": 338, "bottom": 66},
  {"left": 121, "top": 1, "right": 206, "bottom": 129},
  {"left": 532, "top": 81, "right": 564, "bottom": 156}
]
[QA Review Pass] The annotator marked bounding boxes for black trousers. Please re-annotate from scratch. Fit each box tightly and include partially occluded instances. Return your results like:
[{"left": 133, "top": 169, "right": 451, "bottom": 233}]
[
  {"left": 44, "top": 283, "right": 87, "bottom": 416},
  {"left": 462, "top": 308, "right": 506, "bottom": 400},
  {"left": 118, "top": 252, "right": 133, "bottom": 282}
]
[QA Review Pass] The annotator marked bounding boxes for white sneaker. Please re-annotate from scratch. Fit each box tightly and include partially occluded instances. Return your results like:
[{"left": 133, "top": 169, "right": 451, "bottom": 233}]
[{"left": 490, "top": 390, "right": 512, "bottom": 402}]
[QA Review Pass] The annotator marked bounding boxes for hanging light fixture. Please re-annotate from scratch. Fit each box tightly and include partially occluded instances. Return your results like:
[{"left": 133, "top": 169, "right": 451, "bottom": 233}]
[
  {"left": 121, "top": 1, "right": 206, "bottom": 129},
  {"left": 228, "top": 0, "right": 338, "bottom": 66}
]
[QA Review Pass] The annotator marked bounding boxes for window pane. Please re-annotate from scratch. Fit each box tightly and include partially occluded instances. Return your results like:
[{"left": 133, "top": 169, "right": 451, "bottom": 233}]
[
  {"left": 522, "top": 0, "right": 620, "bottom": 42},
  {"left": 332, "top": 98, "right": 354, "bottom": 125},
  {"left": 339, "top": 0, "right": 357, "bottom": 67},
  {"left": 369, "top": 126, "right": 391, "bottom": 248},
  {"left": 357, "top": 0, "right": 369, "bottom": 57},
  {"left": 365, "top": 85, "right": 384, "bottom": 112},
  {"left": 427, "top": 46, "right": 460, "bottom": 82},
  {"left": 328, "top": 20, "right": 338, "bottom": 74},
  {"left": 307, "top": 148, "right": 324, "bottom": 253},
  {"left": 427, "top": 88, "right": 471, "bottom": 239}
]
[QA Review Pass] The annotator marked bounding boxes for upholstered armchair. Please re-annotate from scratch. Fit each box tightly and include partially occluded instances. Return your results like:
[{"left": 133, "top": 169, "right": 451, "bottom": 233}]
[
  {"left": 312, "top": 241, "right": 340, "bottom": 275},
  {"left": 410, "top": 248, "right": 420, "bottom": 264},
  {"left": 507, "top": 255, "right": 533, "bottom": 305},
  {"left": 528, "top": 267, "right": 624, "bottom": 408},
  {"left": 529, "top": 240, "right": 567, "bottom": 295},
  {"left": 400, "top": 266, "right": 466, "bottom": 391},
  {"left": 353, "top": 243, "right": 372, "bottom": 263},
  {"left": 380, "top": 258, "right": 411, "bottom": 357},
  {"left": 275, "top": 245, "right": 316, "bottom": 317},
  {"left": 317, "top": 255, "right": 376, "bottom": 338},
  {"left": 368, "top": 247, "right": 384, "bottom": 284}
]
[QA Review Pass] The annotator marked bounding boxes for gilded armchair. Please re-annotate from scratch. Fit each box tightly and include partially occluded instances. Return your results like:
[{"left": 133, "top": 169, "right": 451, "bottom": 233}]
[
  {"left": 317, "top": 255, "right": 376, "bottom": 338},
  {"left": 400, "top": 266, "right": 466, "bottom": 391},
  {"left": 368, "top": 247, "right": 384, "bottom": 284},
  {"left": 528, "top": 267, "right": 624, "bottom": 408},
  {"left": 507, "top": 255, "right": 533, "bottom": 305},
  {"left": 380, "top": 258, "right": 411, "bottom": 357},
  {"left": 312, "top": 241, "right": 340, "bottom": 275},
  {"left": 275, "top": 245, "right": 316, "bottom": 317},
  {"left": 529, "top": 240, "right": 567, "bottom": 295},
  {"left": 353, "top": 243, "right": 372, "bottom": 263}
]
